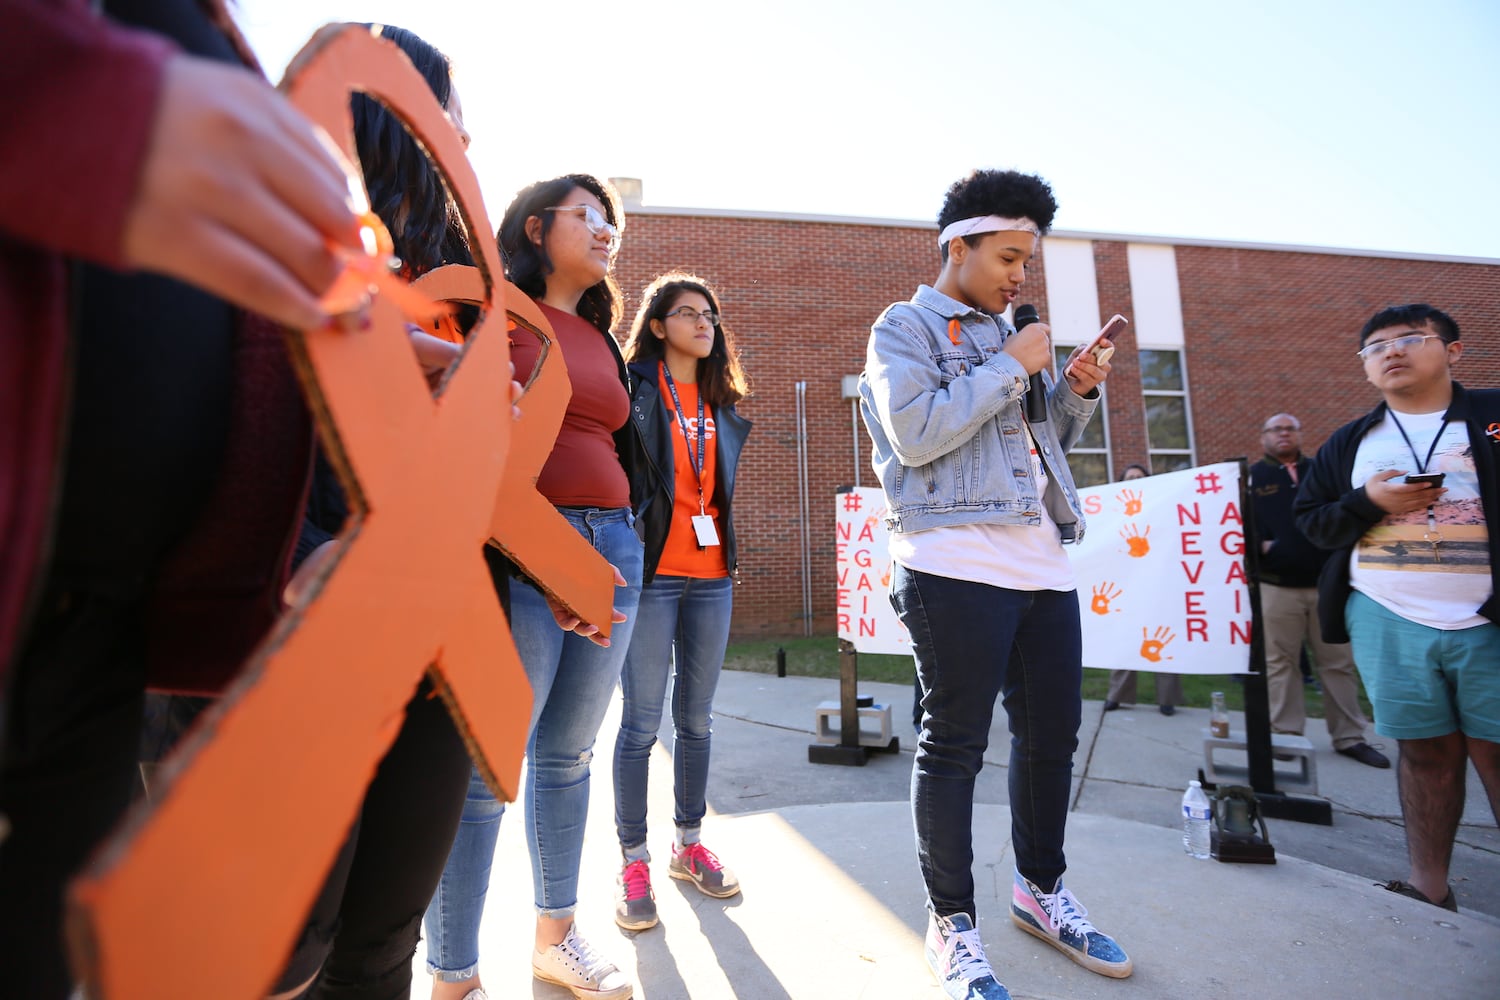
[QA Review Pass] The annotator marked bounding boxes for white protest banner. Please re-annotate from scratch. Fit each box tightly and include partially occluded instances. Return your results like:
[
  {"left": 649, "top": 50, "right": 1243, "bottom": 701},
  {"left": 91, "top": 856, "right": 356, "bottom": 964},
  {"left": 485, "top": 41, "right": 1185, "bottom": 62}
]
[
  {"left": 1067, "top": 461, "right": 1250, "bottom": 674},
  {"left": 834, "top": 487, "right": 911, "bottom": 655}
]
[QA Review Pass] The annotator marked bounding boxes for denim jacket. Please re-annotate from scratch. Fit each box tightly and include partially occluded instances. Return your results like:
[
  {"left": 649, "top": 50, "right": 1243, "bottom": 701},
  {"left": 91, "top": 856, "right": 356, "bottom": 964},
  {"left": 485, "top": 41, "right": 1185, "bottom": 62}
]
[{"left": 858, "top": 284, "right": 1099, "bottom": 540}]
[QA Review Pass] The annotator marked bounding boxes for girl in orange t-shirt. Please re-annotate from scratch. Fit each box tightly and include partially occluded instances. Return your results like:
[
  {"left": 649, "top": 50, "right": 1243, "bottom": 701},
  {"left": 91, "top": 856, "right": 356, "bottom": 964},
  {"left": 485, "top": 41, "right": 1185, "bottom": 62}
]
[{"left": 611, "top": 272, "right": 752, "bottom": 932}]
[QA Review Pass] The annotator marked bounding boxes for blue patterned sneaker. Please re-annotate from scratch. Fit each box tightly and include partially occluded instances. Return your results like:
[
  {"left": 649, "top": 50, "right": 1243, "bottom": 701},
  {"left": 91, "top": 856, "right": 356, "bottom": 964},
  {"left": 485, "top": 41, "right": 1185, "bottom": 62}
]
[
  {"left": 1010, "top": 872, "right": 1132, "bottom": 978},
  {"left": 924, "top": 912, "right": 1012, "bottom": 1000}
]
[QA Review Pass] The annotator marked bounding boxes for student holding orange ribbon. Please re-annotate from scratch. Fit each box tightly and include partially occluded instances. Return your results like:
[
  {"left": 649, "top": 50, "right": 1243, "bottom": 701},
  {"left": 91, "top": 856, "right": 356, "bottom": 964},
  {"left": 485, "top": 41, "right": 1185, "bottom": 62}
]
[{"left": 0, "top": 2, "right": 366, "bottom": 996}]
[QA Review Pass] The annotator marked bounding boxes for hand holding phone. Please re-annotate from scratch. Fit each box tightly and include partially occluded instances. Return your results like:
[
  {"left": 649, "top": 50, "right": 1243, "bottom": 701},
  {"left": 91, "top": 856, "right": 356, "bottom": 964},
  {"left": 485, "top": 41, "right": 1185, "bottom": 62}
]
[
  {"left": 1404, "top": 472, "right": 1445, "bottom": 488},
  {"left": 1066, "top": 314, "right": 1127, "bottom": 376}
]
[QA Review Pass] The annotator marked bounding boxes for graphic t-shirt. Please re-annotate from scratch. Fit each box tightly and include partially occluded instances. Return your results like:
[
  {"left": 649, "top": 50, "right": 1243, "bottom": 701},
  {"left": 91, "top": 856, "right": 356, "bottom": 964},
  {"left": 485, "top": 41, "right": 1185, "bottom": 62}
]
[
  {"left": 1349, "top": 409, "right": 1491, "bottom": 629},
  {"left": 656, "top": 368, "right": 728, "bottom": 578}
]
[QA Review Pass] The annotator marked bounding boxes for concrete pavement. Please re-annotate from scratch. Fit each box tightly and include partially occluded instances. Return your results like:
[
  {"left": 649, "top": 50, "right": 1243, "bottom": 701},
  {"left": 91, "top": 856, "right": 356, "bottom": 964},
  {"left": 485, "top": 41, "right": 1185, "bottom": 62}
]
[{"left": 413, "top": 670, "right": 1500, "bottom": 999}]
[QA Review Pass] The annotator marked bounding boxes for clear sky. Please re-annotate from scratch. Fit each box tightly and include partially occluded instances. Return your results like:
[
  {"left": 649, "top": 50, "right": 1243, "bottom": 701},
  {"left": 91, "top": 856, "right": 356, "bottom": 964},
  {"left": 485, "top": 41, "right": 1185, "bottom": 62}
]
[{"left": 238, "top": 0, "right": 1500, "bottom": 259}]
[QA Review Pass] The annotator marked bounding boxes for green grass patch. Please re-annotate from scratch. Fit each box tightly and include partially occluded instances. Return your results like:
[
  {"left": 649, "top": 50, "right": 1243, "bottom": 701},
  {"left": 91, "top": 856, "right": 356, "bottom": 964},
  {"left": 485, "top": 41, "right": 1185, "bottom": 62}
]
[{"left": 725, "top": 635, "right": 1371, "bottom": 719}]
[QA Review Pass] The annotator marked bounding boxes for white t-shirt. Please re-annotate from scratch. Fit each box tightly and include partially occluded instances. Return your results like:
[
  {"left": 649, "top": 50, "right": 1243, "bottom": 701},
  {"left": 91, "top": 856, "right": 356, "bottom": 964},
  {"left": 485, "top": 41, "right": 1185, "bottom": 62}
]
[
  {"left": 1349, "top": 409, "right": 1491, "bottom": 629},
  {"left": 892, "top": 425, "right": 1077, "bottom": 592}
]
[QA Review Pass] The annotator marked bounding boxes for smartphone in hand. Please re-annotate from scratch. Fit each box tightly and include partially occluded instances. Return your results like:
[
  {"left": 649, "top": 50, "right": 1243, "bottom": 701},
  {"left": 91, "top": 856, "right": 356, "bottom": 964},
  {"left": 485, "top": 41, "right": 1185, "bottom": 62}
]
[
  {"left": 1405, "top": 472, "right": 1445, "bottom": 487},
  {"left": 1067, "top": 314, "right": 1127, "bottom": 375}
]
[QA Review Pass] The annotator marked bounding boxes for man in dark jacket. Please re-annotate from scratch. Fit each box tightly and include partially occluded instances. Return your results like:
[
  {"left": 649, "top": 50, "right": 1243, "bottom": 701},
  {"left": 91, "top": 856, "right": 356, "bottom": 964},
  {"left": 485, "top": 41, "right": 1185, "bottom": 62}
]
[
  {"left": 1295, "top": 303, "right": 1500, "bottom": 914},
  {"left": 1250, "top": 413, "right": 1388, "bottom": 768}
]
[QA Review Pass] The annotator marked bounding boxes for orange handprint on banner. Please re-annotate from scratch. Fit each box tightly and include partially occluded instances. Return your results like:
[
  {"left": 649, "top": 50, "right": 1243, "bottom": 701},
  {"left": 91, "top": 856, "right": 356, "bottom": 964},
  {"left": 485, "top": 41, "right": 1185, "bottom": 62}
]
[
  {"left": 1140, "top": 625, "right": 1176, "bottom": 662},
  {"left": 1116, "top": 487, "right": 1143, "bottom": 516},
  {"left": 1089, "top": 581, "right": 1122, "bottom": 615},
  {"left": 1120, "top": 523, "right": 1151, "bottom": 557}
]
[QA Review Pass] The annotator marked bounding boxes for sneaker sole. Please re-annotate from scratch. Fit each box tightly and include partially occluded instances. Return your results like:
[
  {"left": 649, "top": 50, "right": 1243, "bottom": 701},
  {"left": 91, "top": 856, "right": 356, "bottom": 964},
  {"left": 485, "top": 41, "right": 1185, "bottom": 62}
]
[
  {"left": 531, "top": 966, "right": 634, "bottom": 1000},
  {"left": 669, "top": 866, "right": 741, "bottom": 898},
  {"left": 1009, "top": 909, "right": 1133, "bottom": 979},
  {"left": 614, "top": 910, "right": 659, "bottom": 931}
]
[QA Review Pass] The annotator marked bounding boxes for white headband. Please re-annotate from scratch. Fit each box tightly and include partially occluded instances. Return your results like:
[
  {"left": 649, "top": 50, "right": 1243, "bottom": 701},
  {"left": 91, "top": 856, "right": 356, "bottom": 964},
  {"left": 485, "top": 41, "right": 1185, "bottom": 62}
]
[{"left": 937, "top": 215, "right": 1041, "bottom": 247}]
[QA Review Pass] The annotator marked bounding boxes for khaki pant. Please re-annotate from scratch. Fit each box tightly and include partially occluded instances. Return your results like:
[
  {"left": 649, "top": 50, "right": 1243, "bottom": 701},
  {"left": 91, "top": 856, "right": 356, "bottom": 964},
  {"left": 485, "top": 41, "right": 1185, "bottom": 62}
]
[
  {"left": 1106, "top": 670, "right": 1183, "bottom": 706},
  {"left": 1261, "top": 582, "right": 1369, "bottom": 749}
]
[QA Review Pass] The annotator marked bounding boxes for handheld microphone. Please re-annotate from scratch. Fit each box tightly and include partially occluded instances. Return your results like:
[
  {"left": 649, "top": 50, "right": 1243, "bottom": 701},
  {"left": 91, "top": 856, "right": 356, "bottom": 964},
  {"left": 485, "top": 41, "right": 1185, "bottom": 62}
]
[{"left": 1014, "top": 304, "right": 1046, "bottom": 423}]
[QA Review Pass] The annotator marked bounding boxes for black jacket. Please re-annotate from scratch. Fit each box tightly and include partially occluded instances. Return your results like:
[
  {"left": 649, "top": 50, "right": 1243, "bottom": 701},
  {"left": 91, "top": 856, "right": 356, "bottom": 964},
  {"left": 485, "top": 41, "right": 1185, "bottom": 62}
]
[
  {"left": 1248, "top": 454, "right": 1330, "bottom": 588},
  {"left": 1294, "top": 381, "right": 1500, "bottom": 642},
  {"left": 625, "top": 361, "right": 751, "bottom": 586}
]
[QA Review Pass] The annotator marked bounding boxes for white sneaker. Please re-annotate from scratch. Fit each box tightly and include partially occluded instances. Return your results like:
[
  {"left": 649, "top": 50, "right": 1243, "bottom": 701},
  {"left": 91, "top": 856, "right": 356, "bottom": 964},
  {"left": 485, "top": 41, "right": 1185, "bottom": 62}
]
[{"left": 531, "top": 924, "right": 634, "bottom": 999}]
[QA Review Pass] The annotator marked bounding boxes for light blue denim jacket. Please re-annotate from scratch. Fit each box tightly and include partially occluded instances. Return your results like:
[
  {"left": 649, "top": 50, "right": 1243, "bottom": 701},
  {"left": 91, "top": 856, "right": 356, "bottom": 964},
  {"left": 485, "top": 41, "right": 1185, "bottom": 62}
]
[{"left": 858, "top": 284, "right": 1099, "bottom": 540}]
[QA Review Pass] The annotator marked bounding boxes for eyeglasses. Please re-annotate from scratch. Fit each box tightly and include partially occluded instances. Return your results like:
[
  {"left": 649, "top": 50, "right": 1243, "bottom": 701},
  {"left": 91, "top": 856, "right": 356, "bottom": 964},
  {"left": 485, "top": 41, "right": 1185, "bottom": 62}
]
[
  {"left": 663, "top": 306, "right": 719, "bottom": 326},
  {"left": 544, "top": 204, "right": 619, "bottom": 246},
  {"left": 1357, "top": 333, "right": 1444, "bottom": 361},
  {"left": 1262, "top": 425, "right": 1299, "bottom": 435}
]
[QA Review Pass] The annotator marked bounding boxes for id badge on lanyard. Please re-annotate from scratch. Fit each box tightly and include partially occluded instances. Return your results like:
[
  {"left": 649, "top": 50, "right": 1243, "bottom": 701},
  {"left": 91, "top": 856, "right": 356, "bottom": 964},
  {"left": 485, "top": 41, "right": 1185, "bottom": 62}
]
[
  {"left": 692, "top": 513, "right": 720, "bottom": 547},
  {"left": 665, "top": 368, "right": 720, "bottom": 548}
]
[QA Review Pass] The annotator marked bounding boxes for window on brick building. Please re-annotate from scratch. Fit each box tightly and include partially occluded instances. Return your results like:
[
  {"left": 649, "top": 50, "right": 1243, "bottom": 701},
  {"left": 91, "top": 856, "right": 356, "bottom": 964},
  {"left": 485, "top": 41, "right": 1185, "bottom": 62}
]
[
  {"left": 1140, "top": 348, "right": 1195, "bottom": 471},
  {"left": 1054, "top": 345, "right": 1112, "bottom": 487}
]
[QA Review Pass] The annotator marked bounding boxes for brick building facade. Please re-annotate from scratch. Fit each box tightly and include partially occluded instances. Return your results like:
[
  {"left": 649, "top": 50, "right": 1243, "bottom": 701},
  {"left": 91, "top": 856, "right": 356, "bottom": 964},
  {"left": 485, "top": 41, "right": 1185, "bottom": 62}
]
[{"left": 605, "top": 188, "right": 1500, "bottom": 639}]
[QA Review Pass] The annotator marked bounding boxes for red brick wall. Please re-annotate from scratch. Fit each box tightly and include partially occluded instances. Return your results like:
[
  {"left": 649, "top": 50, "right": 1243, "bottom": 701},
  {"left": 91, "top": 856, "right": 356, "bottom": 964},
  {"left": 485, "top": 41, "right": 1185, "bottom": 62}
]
[
  {"left": 1175, "top": 246, "right": 1500, "bottom": 464},
  {"left": 610, "top": 210, "right": 1500, "bottom": 638},
  {"left": 611, "top": 213, "right": 937, "bottom": 637},
  {"left": 1090, "top": 240, "right": 1149, "bottom": 471}
]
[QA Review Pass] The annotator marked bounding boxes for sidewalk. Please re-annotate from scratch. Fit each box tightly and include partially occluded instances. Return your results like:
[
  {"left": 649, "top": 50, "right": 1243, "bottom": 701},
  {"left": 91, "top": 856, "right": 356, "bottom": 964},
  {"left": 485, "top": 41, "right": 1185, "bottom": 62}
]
[{"left": 414, "top": 670, "right": 1500, "bottom": 999}]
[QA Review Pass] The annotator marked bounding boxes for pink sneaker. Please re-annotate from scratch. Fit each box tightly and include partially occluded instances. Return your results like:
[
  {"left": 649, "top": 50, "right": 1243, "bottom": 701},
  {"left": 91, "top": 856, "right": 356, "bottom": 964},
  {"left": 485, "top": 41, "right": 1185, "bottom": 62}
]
[{"left": 615, "top": 858, "right": 658, "bottom": 930}]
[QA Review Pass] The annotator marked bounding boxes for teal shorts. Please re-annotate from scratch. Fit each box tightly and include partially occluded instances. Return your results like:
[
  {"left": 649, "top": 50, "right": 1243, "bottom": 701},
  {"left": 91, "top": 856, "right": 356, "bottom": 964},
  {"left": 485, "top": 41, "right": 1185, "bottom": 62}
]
[{"left": 1345, "top": 590, "right": 1500, "bottom": 741}]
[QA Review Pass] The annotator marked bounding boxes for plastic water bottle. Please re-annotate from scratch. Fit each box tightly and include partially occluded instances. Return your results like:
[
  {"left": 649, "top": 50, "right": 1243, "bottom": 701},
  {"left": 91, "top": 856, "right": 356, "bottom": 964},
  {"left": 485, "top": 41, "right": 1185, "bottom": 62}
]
[{"left": 1182, "top": 780, "right": 1212, "bottom": 859}]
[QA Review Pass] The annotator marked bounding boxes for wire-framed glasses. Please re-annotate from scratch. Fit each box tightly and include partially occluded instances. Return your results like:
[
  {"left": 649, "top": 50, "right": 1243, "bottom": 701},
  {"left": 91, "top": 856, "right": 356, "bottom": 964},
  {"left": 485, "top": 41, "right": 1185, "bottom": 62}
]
[
  {"left": 663, "top": 306, "right": 720, "bottom": 326},
  {"left": 1356, "top": 333, "right": 1443, "bottom": 361},
  {"left": 544, "top": 204, "right": 619, "bottom": 245}
]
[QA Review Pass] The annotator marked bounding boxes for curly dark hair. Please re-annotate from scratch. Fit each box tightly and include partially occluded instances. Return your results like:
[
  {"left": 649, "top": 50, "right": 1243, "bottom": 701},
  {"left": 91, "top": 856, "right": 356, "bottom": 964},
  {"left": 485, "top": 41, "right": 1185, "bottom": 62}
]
[
  {"left": 1358, "top": 303, "right": 1460, "bottom": 346},
  {"left": 350, "top": 24, "right": 471, "bottom": 277},
  {"left": 621, "top": 271, "right": 750, "bottom": 408},
  {"left": 496, "top": 174, "right": 623, "bottom": 336},
  {"left": 937, "top": 169, "right": 1058, "bottom": 261}
]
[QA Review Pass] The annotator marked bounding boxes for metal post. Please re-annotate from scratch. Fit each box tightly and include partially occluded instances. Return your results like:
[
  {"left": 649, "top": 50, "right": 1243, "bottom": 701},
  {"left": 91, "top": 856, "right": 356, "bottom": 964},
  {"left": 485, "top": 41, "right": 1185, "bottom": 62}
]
[
  {"left": 1230, "top": 456, "right": 1331, "bottom": 825},
  {"left": 795, "top": 382, "right": 813, "bottom": 636}
]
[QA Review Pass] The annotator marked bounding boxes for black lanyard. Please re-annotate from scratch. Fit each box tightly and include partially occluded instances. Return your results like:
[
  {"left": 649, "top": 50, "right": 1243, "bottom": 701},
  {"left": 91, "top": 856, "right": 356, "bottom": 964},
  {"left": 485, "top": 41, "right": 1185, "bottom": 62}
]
[
  {"left": 1386, "top": 410, "right": 1448, "bottom": 474},
  {"left": 1388, "top": 409, "right": 1450, "bottom": 561},
  {"left": 662, "top": 367, "right": 706, "bottom": 515}
]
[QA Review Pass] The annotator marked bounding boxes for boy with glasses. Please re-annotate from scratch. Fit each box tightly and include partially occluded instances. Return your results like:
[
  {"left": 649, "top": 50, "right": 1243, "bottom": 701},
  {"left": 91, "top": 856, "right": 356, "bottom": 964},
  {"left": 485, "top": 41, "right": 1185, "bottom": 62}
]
[
  {"left": 859, "top": 169, "right": 1130, "bottom": 1000},
  {"left": 1295, "top": 303, "right": 1500, "bottom": 912}
]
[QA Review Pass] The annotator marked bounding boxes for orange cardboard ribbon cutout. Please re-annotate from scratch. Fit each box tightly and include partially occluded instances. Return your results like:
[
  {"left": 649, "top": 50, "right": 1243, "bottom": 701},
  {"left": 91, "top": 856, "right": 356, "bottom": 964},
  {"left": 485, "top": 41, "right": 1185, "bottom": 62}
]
[
  {"left": 321, "top": 209, "right": 451, "bottom": 324},
  {"left": 65, "top": 24, "right": 611, "bottom": 998}
]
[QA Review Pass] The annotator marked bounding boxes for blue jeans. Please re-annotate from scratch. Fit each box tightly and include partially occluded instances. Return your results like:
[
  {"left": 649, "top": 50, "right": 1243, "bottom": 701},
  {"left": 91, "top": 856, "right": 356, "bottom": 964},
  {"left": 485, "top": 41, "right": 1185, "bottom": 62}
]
[
  {"left": 613, "top": 574, "right": 734, "bottom": 851},
  {"left": 890, "top": 564, "right": 1082, "bottom": 920},
  {"left": 424, "top": 507, "right": 643, "bottom": 980}
]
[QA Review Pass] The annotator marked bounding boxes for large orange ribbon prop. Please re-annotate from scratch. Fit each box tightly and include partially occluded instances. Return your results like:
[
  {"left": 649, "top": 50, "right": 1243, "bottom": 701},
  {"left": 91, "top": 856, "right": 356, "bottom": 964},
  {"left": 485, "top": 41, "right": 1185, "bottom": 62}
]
[
  {"left": 64, "top": 24, "right": 608, "bottom": 998},
  {"left": 409, "top": 264, "right": 617, "bottom": 633}
]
